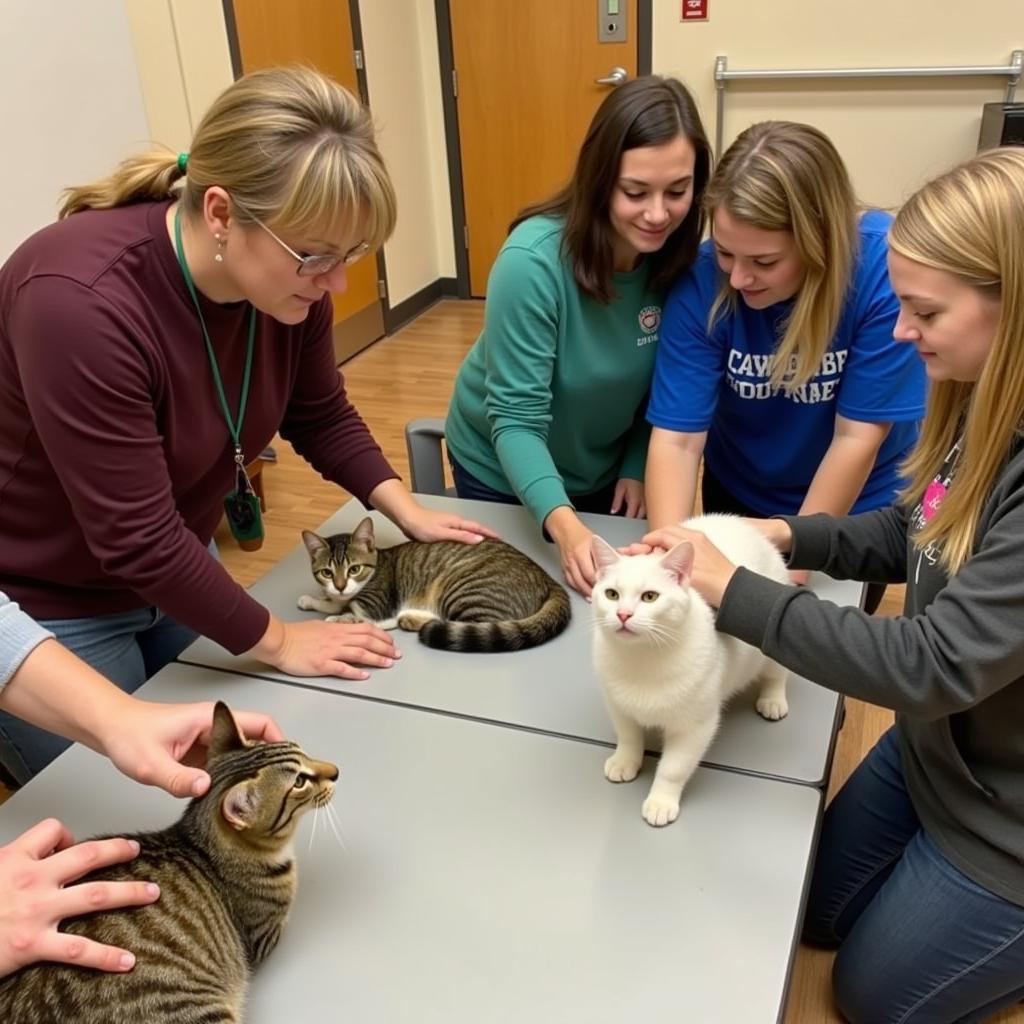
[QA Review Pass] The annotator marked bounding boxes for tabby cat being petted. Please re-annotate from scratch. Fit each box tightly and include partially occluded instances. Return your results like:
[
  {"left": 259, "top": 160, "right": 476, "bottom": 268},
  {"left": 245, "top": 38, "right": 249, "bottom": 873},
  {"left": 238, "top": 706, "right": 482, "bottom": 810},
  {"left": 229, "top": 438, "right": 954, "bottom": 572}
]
[
  {"left": 299, "top": 517, "right": 571, "bottom": 653},
  {"left": 0, "top": 704, "right": 337, "bottom": 1024}
]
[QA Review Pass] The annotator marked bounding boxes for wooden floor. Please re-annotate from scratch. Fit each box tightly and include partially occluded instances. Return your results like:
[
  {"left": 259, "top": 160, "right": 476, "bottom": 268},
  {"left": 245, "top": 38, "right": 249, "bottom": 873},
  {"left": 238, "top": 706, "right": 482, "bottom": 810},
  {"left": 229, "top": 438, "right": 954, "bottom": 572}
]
[{"left": 2, "top": 298, "right": 1019, "bottom": 1022}]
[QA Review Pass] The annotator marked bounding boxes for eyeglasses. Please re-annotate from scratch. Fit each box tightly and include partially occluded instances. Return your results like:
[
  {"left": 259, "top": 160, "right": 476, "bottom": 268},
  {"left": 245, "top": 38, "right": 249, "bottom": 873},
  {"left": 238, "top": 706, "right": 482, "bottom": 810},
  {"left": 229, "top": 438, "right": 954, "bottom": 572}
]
[{"left": 232, "top": 198, "right": 370, "bottom": 277}]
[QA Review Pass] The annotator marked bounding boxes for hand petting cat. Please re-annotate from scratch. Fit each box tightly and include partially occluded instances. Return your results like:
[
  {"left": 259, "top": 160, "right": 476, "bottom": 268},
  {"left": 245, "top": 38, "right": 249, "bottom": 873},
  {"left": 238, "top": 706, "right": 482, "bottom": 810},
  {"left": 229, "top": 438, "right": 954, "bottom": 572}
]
[
  {"left": 0, "top": 819, "right": 159, "bottom": 979},
  {"left": 622, "top": 518, "right": 796, "bottom": 609},
  {"left": 367, "top": 479, "right": 500, "bottom": 546},
  {"left": 100, "top": 699, "right": 284, "bottom": 799},
  {"left": 639, "top": 524, "right": 739, "bottom": 609},
  {"left": 398, "top": 505, "right": 500, "bottom": 545}
]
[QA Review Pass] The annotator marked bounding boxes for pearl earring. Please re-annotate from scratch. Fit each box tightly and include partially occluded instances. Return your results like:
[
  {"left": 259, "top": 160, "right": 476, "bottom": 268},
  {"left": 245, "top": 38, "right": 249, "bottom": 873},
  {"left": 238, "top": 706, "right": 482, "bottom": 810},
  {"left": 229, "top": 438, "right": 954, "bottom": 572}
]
[{"left": 214, "top": 234, "right": 225, "bottom": 263}]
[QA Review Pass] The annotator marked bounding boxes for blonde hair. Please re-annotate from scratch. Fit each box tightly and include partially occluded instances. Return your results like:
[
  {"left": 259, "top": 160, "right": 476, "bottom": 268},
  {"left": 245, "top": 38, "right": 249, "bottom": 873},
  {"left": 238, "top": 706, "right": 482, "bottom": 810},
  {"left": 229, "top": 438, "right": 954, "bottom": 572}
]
[
  {"left": 705, "top": 121, "right": 857, "bottom": 391},
  {"left": 58, "top": 65, "right": 396, "bottom": 249},
  {"left": 891, "top": 146, "right": 1024, "bottom": 574}
]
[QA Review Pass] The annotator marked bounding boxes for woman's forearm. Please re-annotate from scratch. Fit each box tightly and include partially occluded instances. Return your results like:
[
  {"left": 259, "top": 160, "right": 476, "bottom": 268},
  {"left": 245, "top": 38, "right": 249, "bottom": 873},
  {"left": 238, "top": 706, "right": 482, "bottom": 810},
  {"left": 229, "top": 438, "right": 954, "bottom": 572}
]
[
  {"left": 645, "top": 428, "right": 707, "bottom": 528},
  {"left": 799, "top": 420, "right": 891, "bottom": 518},
  {"left": 0, "top": 638, "right": 133, "bottom": 755}
]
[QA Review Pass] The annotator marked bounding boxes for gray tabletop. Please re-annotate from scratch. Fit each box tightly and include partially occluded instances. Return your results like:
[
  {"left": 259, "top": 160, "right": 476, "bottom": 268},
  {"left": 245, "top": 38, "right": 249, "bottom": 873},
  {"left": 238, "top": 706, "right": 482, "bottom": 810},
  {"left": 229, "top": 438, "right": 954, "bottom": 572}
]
[
  {"left": 183, "top": 495, "right": 857, "bottom": 786},
  {"left": 0, "top": 663, "right": 822, "bottom": 1023}
]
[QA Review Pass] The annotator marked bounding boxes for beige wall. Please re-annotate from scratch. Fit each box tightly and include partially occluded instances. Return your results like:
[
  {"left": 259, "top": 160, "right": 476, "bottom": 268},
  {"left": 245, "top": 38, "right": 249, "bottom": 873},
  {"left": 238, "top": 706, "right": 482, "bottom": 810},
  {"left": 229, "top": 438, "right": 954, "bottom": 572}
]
[
  {"left": 124, "top": 0, "right": 234, "bottom": 150},
  {"left": 2, "top": 0, "right": 150, "bottom": 260},
  {"left": 653, "top": 1, "right": 1022, "bottom": 208},
  {"left": 359, "top": 0, "right": 457, "bottom": 304}
]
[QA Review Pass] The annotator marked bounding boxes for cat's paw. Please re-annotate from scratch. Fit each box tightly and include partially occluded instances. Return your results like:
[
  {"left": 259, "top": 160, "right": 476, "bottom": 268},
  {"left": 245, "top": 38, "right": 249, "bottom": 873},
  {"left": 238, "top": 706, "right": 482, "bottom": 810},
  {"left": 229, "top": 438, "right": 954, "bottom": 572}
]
[
  {"left": 604, "top": 753, "right": 641, "bottom": 783},
  {"left": 297, "top": 594, "right": 318, "bottom": 611},
  {"left": 642, "top": 794, "right": 680, "bottom": 827},
  {"left": 325, "top": 613, "right": 359, "bottom": 624},
  {"left": 755, "top": 696, "right": 789, "bottom": 721}
]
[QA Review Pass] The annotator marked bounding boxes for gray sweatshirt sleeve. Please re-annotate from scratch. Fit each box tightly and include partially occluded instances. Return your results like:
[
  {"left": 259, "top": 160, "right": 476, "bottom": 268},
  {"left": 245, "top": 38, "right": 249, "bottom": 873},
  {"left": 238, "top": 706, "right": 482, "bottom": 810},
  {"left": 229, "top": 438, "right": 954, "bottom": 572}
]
[
  {"left": 715, "top": 485, "right": 1024, "bottom": 719},
  {"left": 0, "top": 591, "right": 54, "bottom": 689},
  {"left": 782, "top": 505, "right": 910, "bottom": 583}
]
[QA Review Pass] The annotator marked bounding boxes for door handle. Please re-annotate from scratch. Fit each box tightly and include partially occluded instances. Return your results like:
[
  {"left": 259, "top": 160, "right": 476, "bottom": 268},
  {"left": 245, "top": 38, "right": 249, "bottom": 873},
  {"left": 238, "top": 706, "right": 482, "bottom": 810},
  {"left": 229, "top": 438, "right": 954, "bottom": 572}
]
[{"left": 595, "top": 66, "right": 628, "bottom": 86}]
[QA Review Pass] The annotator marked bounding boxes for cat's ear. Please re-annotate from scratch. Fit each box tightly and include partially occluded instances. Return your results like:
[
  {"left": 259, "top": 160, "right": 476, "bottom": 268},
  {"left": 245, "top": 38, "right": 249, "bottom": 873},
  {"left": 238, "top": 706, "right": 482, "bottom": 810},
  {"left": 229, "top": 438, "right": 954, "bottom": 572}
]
[
  {"left": 352, "top": 516, "right": 376, "bottom": 549},
  {"left": 208, "top": 702, "right": 249, "bottom": 760},
  {"left": 660, "top": 541, "right": 695, "bottom": 586},
  {"left": 591, "top": 535, "right": 620, "bottom": 574},
  {"left": 221, "top": 780, "right": 260, "bottom": 831},
  {"left": 302, "top": 530, "right": 328, "bottom": 557}
]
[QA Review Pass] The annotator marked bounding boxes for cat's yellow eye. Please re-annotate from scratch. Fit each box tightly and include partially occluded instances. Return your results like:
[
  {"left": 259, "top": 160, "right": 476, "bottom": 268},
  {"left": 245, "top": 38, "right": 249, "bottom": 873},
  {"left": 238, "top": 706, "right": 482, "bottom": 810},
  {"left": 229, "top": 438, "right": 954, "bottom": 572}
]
[
  {"left": 604, "top": 588, "right": 619, "bottom": 601},
  {"left": 347, "top": 565, "right": 360, "bottom": 577},
  {"left": 293, "top": 774, "right": 311, "bottom": 789},
  {"left": 641, "top": 591, "right": 659, "bottom": 603},
  {"left": 316, "top": 569, "right": 331, "bottom": 579}
]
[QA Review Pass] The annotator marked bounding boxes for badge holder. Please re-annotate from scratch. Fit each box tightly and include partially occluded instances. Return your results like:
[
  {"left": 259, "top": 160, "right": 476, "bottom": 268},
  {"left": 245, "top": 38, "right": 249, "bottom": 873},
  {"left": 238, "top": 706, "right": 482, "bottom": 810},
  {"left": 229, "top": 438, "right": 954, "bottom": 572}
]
[{"left": 224, "top": 449, "right": 264, "bottom": 551}]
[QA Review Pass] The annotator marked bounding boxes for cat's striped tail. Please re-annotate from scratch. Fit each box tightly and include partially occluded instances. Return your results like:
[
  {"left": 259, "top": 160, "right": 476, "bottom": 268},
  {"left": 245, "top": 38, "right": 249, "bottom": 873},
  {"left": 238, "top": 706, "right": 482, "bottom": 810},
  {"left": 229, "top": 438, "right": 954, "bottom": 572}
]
[{"left": 417, "top": 587, "right": 571, "bottom": 653}]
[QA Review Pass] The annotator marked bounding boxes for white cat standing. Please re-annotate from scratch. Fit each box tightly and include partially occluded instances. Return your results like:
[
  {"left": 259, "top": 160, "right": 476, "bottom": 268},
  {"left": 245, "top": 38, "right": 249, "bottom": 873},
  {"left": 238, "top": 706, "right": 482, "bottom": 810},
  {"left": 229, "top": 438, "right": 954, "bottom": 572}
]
[{"left": 591, "top": 514, "right": 790, "bottom": 827}]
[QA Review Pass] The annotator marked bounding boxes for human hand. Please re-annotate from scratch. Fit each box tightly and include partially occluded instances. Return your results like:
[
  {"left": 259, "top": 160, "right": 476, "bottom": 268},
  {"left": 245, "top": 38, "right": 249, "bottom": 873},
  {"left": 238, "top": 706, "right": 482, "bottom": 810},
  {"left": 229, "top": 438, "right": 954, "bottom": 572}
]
[
  {"left": 610, "top": 478, "right": 645, "bottom": 518},
  {"left": 0, "top": 819, "right": 159, "bottom": 979},
  {"left": 553, "top": 519, "right": 598, "bottom": 597},
  {"left": 639, "top": 524, "right": 738, "bottom": 608},
  {"left": 400, "top": 505, "right": 499, "bottom": 545},
  {"left": 250, "top": 616, "right": 402, "bottom": 681},
  {"left": 98, "top": 699, "right": 285, "bottom": 799},
  {"left": 626, "top": 524, "right": 690, "bottom": 556},
  {"left": 788, "top": 568, "right": 810, "bottom": 587}
]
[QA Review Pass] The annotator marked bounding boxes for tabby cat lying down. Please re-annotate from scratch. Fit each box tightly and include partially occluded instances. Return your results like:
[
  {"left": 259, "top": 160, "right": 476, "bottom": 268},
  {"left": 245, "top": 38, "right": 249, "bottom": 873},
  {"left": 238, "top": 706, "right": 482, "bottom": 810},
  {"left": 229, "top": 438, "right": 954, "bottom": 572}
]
[
  {"left": 299, "top": 516, "right": 571, "bottom": 652},
  {"left": 0, "top": 703, "right": 337, "bottom": 1024}
]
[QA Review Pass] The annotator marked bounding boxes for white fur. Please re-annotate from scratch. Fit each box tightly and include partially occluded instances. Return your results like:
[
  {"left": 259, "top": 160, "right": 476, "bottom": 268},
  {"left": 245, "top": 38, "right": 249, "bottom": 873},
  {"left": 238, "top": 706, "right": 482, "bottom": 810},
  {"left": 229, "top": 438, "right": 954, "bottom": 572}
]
[{"left": 591, "top": 514, "right": 789, "bottom": 827}]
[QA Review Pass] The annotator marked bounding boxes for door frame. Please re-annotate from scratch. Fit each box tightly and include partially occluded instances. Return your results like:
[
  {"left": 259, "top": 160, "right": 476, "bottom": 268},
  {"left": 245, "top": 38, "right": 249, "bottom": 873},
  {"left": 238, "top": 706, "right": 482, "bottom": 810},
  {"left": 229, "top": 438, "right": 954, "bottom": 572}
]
[
  {"left": 435, "top": 1, "right": 654, "bottom": 299},
  {"left": 221, "top": 0, "right": 393, "bottom": 338}
]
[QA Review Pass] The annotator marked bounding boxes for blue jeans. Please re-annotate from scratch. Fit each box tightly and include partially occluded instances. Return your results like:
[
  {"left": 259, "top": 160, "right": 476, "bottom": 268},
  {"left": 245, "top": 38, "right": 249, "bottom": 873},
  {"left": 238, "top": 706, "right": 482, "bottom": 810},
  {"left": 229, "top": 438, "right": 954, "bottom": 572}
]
[
  {"left": 449, "top": 454, "right": 620, "bottom": 516},
  {"left": 0, "top": 604, "right": 197, "bottom": 784},
  {"left": 805, "top": 727, "right": 1024, "bottom": 1023}
]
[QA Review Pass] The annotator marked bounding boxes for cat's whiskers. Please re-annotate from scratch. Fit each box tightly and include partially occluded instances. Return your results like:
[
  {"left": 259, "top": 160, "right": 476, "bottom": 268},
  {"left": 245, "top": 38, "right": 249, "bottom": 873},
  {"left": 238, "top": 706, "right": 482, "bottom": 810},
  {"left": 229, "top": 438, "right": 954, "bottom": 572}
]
[
  {"left": 324, "top": 802, "right": 348, "bottom": 852},
  {"left": 307, "top": 803, "right": 320, "bottom": 852},
  {"left": 640, "top": 621, "right": 683, "bottom": 649}
]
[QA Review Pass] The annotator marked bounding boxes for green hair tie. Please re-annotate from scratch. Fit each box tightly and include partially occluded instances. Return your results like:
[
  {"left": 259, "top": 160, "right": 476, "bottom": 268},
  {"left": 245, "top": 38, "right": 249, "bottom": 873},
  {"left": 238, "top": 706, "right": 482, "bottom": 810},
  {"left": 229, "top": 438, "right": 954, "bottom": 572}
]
[{"left": 177, "top": 152, "right": 189, "bottom": 173}]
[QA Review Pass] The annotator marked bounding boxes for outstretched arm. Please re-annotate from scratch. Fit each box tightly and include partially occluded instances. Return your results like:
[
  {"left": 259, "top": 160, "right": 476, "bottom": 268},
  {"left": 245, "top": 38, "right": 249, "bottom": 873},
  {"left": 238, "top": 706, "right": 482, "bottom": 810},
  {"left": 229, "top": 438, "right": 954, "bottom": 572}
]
[{"left": 1, "top": 631, "right": 282, "bottom": 798}]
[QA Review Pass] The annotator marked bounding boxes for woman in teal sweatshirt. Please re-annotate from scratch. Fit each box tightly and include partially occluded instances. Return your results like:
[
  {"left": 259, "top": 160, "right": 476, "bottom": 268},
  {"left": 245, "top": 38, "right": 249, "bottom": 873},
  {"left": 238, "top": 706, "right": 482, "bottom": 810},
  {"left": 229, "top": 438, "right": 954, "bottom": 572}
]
[{"left": 445, "top": 76, "right": 711, "bottom": 595}]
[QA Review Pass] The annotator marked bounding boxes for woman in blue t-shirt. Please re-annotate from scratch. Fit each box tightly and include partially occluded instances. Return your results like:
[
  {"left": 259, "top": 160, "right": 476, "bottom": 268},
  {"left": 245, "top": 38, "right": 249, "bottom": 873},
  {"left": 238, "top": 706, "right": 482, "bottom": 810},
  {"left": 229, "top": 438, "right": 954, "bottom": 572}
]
[{"left": 645, "top": 121, "right": 926, "bottom": 596}]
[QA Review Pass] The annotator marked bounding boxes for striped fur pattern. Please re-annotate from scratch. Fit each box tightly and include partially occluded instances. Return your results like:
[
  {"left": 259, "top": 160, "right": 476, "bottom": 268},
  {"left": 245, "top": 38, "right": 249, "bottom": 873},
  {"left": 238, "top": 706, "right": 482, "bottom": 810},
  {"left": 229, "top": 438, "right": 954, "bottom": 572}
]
[
  {"left": 0, "top": 703, "right": 338, "bottom": 1024},
  {"left": 298, "top": 517, "right": 571, "bottom": 652}
]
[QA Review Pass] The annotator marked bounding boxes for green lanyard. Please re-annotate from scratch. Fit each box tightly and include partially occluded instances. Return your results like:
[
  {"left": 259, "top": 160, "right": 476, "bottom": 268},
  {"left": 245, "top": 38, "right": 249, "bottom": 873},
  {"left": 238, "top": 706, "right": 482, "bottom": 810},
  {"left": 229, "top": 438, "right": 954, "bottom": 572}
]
[{"left": 172, "top": 206, "right": 256, "bottom": 470}]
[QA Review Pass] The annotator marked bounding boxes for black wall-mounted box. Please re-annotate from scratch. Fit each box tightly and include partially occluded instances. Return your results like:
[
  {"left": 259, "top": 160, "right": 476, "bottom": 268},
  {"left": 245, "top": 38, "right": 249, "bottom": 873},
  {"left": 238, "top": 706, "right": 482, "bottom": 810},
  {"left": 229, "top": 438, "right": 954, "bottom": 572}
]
[{"left": 978, "top": 102, "right": 1024, "bottom": 150}]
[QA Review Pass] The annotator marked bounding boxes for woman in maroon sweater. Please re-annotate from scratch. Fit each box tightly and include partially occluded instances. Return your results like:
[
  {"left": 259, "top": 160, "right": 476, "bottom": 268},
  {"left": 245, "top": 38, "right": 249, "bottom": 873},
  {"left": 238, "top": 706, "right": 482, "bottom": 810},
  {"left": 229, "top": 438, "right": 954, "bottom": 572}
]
[{"left": 0, "top": 66, "right": 492, "bottom": 782}]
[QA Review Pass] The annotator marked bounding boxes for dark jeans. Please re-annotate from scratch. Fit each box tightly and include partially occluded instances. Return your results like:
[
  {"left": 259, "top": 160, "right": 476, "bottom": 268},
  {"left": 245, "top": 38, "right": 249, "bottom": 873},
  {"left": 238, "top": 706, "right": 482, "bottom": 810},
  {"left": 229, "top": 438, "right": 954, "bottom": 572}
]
[
  {"left": 805, "top": 727, "right": 1024, "bottom": 1023},
  {"left": 700, "top": 463, "right": 887, "bottom": 614},
  {"left": 449, "top": 454, "right": 621, "bottom": 516}
]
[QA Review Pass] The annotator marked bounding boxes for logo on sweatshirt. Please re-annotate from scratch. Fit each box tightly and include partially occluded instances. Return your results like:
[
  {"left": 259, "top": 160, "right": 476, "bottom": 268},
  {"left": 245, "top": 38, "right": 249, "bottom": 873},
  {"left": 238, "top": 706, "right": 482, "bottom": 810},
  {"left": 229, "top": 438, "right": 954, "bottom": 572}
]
[{"left": 639, "top": 306, "right": 661, "bottom": 333}]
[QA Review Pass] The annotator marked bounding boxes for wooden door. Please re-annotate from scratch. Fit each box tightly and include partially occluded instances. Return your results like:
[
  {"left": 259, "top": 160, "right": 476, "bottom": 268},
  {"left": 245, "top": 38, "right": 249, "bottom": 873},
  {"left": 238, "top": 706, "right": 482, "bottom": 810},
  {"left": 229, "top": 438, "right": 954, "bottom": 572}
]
[
  {"left": 450, "top": 0, "right": 638, "bottom": 296},
  {"left": 229, "top": 0, "right": 383, "bottom": 362}
]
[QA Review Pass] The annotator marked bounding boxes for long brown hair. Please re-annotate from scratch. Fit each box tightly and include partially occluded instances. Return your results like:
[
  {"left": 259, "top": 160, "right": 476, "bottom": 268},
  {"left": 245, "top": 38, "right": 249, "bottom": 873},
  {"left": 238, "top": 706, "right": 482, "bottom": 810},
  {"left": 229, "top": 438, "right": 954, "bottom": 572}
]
[
  {"left": 58, "top": 65, "right": 396, "bottom": 249},
  {"left": 705, "top": 121, "right": 858, "bottom": 391},
  {"left": 512, "top": 76, "right": 711, "bottom": 303},
  {"left": 892, "top": 147, "right": 1024, "bottom": 573}
]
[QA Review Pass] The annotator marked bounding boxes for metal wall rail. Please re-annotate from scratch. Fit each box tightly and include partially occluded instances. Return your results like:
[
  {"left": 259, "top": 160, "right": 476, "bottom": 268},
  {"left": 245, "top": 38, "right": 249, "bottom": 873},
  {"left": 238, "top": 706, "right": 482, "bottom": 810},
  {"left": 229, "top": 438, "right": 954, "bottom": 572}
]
[{"left": 713, "top": 49, "right": 1023, "bottom": 157}]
